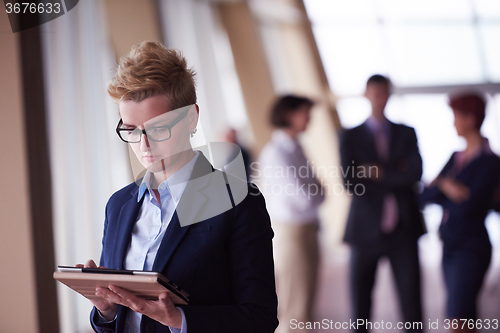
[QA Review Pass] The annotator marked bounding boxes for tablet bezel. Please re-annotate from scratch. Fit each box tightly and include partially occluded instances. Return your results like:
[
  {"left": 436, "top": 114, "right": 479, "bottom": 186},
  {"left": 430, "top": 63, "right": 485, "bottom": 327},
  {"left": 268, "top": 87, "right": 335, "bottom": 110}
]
[{"left": 54, "top": 266, "right": 189, "bottom": 305}]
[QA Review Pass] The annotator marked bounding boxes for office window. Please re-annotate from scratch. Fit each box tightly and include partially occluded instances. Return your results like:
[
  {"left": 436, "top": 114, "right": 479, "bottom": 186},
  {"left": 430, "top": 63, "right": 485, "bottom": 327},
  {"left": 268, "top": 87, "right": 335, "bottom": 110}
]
[{"left": 305, "top": 0, "right": 500, "bottom": 93}]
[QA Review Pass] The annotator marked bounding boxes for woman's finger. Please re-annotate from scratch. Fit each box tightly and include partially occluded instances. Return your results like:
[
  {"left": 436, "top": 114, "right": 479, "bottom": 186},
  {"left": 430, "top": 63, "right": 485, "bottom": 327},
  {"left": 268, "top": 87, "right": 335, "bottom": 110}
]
[
  {"left": 84, "top": 259, "right": 97, "bottom": 268},
  {"left": 109, "top": 286, "right": 152, "bottom": 313}
]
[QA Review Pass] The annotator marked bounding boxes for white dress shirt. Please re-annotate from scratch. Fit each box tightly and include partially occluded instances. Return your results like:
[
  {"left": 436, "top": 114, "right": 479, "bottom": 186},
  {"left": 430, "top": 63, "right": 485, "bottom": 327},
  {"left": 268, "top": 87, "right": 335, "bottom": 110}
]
[
  {"left": 258, "top": 129, "right": 324, "bottom": 224},
  {"left": 123, "top": 151, "right": 200, "bottom": 333}
]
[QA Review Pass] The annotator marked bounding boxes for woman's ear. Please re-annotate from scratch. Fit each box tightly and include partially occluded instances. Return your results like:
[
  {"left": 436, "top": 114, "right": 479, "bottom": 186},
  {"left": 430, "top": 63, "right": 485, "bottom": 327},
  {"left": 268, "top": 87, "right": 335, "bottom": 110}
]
[{"left": 188, "top": 104, "right": 199, "bottom": 129}]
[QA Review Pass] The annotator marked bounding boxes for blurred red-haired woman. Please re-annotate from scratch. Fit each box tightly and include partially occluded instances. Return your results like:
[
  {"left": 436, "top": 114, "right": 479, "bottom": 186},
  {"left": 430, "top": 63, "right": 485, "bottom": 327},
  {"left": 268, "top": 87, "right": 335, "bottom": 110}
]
[{"left": 420, "top": 93, "right": 500, "bottom": 333}]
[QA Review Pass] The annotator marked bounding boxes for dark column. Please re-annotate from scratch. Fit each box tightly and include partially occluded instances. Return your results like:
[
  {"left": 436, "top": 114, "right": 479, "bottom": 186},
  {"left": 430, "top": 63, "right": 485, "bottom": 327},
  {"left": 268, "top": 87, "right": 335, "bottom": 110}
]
[{"left": 19, "top": 16, "right": 60, "bottom": 333}]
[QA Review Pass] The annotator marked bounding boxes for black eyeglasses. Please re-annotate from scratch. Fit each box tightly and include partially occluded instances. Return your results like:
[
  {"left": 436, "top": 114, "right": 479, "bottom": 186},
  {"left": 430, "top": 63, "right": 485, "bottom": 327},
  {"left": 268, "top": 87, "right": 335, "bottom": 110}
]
[{"left": 116, "top": 105, "right": 191, "bottom": 143}]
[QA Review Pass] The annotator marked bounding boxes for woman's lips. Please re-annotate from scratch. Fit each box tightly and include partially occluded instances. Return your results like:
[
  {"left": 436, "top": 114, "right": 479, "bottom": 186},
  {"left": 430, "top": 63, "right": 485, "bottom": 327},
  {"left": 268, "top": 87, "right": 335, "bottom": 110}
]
[{"left": 142, "top": 155, "right": 161, "bottom": 163}]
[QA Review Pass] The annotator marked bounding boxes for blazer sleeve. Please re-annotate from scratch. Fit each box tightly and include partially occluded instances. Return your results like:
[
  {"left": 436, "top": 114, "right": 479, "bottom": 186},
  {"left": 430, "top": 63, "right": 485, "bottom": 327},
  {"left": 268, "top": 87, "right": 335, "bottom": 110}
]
[
  {"left": 443, "top": 156, "right": 500, "bottom": 216},
  {"left": 179, "top": 186, "right": 279, "bottom": 333},
  {"left": 339, "top": 129, "right": 370, "bottom": 188},
  {"left": 382, "top": 127, "right": 423, "bottom": 190},
  {"left": 90, "top": 307, "right": 117, "bottom": 333},
  {"left": 419, "top": 154, "right": 500, "bottom": 216},
  {"left": 419, "top": 153, "right": 456, "bottom": 207},
  {"left": 89, "top": 198, "right": 121, "bottom": 333}
]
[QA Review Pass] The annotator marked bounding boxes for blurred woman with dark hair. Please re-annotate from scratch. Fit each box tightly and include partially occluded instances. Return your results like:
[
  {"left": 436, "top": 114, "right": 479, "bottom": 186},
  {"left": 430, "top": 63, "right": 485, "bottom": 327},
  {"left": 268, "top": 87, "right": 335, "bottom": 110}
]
[
  {"left": 258, "top": 95, "right": 324, "bottom": 333},
  {"left": 420, "top": 92, "right": 500, "bottom": 332}
]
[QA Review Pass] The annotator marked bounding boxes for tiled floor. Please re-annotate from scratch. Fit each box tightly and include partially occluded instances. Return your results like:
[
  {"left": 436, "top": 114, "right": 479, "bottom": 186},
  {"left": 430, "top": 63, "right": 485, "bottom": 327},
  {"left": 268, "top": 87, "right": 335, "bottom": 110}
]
[{"left": 306, "top": 234, "right": 500, "bottom": 333}]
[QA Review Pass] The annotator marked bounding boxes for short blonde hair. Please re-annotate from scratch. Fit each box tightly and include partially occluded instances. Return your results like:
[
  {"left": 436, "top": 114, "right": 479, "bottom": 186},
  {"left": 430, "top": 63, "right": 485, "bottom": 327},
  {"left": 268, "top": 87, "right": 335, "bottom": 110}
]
[{"left": 107, "top": 41, "right": 196, "bottom": 110}]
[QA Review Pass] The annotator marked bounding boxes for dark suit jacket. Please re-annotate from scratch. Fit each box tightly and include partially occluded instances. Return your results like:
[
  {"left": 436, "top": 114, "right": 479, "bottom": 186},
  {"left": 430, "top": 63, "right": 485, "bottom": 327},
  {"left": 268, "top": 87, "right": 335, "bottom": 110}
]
[
  {"left": 339, "top": 120, "right": 426, "bottom": 246},
  {"left": 420, "top": 148, "right": 500, "bottom": 245},
  {"left": 90, "top": 153, "right": 278, "bottom": 333}
]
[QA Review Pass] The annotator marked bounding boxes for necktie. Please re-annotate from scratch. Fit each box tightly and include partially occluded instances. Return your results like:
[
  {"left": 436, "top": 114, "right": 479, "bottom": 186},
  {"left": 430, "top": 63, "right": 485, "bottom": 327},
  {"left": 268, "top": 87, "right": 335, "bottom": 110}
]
[
  {"left": 374, "top": 125, "right": 388, "bottom": 161},
  {"left": 373, "top": 125, "right": 399, "bottom": 234}
]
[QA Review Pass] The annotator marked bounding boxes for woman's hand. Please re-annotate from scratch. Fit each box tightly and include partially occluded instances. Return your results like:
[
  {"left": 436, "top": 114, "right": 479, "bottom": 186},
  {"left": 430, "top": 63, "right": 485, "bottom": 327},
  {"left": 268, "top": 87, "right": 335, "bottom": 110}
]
[
  {"left": 95, "top": 286, "right": 182, "bottom": 329},
  {"left": 75, "top": 260, "right": 119, "bottom": 321},
  {"left": 438, "top": 177, "right": 470, "bottom": 203}
]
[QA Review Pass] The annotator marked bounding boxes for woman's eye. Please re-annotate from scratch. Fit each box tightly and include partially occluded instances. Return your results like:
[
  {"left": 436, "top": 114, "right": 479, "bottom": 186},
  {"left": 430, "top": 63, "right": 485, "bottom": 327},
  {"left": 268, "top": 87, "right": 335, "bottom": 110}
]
[
  {"left": 150, "top": 127, "right": 167, "bottom": 134},
  {"left": 128, "top": 129, "right": 139, "bottom": 135}
]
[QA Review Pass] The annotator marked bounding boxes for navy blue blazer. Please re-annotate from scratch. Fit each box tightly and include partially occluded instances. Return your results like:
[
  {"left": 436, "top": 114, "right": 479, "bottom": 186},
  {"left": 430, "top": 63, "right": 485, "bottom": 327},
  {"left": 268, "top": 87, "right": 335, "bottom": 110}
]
[
  {"left": 90, "top": 153, "right": 278, "bottom": 333},
  {"left": 339, "top": 120, "right": 426, "bottom": 246},
  {"left": 420, "top": 147, "right": 500, "bottom": 245}
]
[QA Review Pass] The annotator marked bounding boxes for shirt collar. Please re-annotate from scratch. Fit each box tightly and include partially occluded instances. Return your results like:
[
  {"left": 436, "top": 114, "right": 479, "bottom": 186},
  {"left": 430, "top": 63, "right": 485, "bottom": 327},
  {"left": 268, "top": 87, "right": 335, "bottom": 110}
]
[
  {"left": 137, "top": 151, "right": 200, "bottom": 203},
  {"left": 482, "top": 138, "right": 493, "bottom": 155},
  {"left": 272, "top": 129, "right": 299, "bottom": 153},
  {"left": 366, "top": 116, "right": 389, "bottom": 133}
]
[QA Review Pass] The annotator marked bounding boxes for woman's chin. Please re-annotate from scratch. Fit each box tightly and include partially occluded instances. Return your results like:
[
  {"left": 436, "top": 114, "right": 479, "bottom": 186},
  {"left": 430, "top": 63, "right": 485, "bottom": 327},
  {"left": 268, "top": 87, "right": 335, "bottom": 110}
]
[
  {"left": 144, "top": 157, "right": 177, "bottom": 173},
  {"left": 145, "top": 164, "right": 165, "bottom": 174},
  {"left": 454, "top": 128, "right": 463, "bottom": 137},
  {"left": 140, "top": 159, "right": 162, "bottom": 172}
]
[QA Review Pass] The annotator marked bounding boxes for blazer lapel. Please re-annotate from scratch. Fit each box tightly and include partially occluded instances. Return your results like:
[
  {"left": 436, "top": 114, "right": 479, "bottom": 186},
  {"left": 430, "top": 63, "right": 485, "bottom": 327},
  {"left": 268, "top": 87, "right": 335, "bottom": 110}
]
[
  {"left": 151, "top": 211, "right": 189, "bottom": 272},
  {"left": 152, "top": 153, "right": 213, "bottom": 272},
  {"left": 110, "top": 187, "right": 142, "bottom": 269},
  {"left": 454, "top": 151, "right": 487, "bottom": 181},
  {"left": 386, "top": 121, "right": 397, "bottom": 161}
]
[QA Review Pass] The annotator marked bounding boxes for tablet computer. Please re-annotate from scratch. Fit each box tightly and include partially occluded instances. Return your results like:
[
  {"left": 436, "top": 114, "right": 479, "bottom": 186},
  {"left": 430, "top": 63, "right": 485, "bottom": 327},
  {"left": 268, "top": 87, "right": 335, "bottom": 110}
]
[{"left": 53, "top": 266, "right": 189, "bottom": 305}]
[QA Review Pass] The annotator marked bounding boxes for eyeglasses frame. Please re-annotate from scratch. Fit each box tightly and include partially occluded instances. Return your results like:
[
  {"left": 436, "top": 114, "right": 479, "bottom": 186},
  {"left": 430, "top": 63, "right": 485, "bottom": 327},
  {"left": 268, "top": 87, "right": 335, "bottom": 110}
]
[{"left": 115, "top": 105, "right": 192, "bottom": 143}]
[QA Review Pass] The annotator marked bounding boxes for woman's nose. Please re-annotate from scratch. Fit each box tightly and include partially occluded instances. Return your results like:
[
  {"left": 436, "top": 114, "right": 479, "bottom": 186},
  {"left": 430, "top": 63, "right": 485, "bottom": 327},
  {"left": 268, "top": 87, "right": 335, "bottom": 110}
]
[{"left": 139, "top": 133, "right": 150, "bottom": 151}]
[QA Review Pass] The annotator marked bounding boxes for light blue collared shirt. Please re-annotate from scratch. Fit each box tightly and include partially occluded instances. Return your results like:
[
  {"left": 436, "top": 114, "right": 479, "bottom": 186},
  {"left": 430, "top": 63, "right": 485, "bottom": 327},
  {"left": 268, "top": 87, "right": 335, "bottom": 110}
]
[{"left": 123, "top": 151, "right": 200, "bottom": 333}]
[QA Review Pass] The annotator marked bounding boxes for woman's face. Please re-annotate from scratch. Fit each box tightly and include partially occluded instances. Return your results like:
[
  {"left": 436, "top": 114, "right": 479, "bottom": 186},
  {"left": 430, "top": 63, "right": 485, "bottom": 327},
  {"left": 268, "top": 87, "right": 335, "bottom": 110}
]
[
  {"left": 288, "top": 105, "right": 312, "bottom": 134},
  {"left": 119, "top": 95, "right": 198, "bottom": 174},
  {"left": 453, "top": 109, "right": 476, "bottom": 137}
]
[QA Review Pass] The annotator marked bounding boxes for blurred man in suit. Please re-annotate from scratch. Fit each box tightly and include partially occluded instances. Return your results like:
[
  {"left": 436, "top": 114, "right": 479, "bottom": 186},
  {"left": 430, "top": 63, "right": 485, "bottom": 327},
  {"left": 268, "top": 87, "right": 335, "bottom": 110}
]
[{"left": 339, "top": 75, "right": 425, "bottom": 333}]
